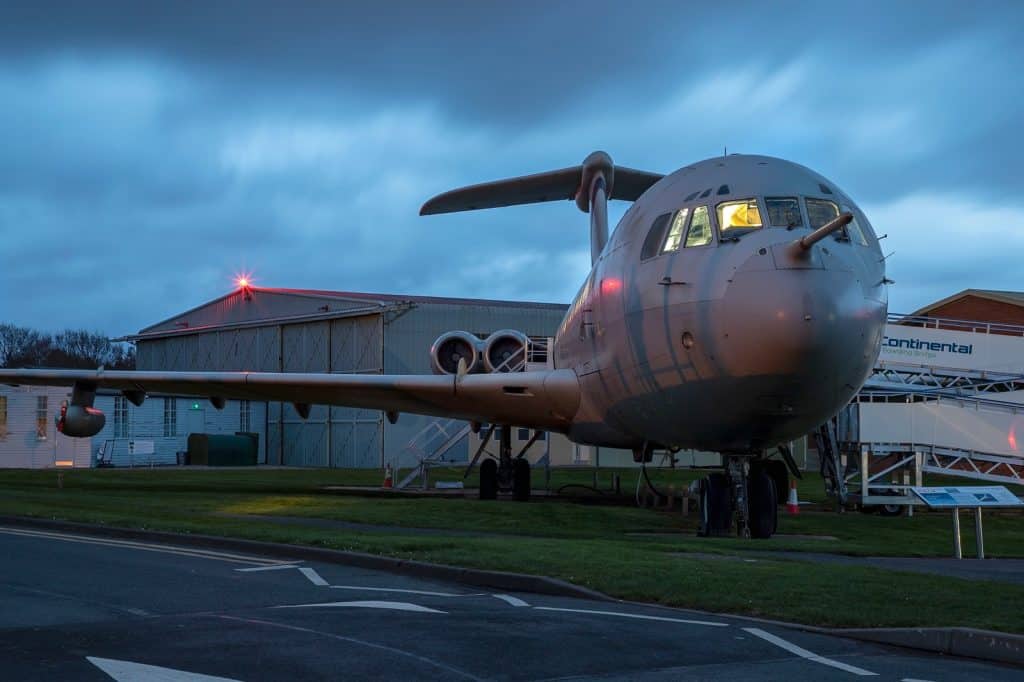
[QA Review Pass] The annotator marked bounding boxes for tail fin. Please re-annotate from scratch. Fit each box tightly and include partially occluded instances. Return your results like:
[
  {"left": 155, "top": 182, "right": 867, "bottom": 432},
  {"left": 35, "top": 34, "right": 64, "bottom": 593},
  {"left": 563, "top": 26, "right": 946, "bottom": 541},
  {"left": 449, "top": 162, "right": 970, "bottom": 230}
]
[{"left": 419, "top": 151, "right": 662, "bottom": 216}]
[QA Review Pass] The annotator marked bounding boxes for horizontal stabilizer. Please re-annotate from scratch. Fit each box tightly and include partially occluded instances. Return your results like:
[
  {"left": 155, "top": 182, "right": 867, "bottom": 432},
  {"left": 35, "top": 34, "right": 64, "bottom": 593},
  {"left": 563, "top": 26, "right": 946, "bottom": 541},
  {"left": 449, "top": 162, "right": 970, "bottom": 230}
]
[{"left": 420, "top": 156, "right": 663, "bottom": 216}]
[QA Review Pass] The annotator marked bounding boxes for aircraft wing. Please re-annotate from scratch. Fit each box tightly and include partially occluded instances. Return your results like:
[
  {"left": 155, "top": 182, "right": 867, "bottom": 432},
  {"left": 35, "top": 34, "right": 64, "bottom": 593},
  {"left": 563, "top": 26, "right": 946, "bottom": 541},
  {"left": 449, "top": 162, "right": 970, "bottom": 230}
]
[
  {"left": 0, "top": 368, "right": 581, "bottom": 432},
  {"left": 420, "top": 164, "right": 663, "bottom": 215}
]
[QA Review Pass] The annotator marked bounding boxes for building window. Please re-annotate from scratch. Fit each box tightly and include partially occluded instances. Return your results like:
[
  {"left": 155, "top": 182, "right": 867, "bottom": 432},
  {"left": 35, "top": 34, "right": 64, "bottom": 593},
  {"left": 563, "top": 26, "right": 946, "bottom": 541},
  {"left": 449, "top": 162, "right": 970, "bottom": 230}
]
[
  {"left": 114, "top": 396, "right": 129, "bottom": 438},
  {"left": 36, "top": 395, "right": 48, "bottom": 440},
  {"left": 163, "top": 398, "right": 177, "bottom": 437},
  {"left": 240, "top": 400, "right": 251, "bottom": 432},
  {"left": 0, "top": 396, "right": 7, "bottom": 438}
]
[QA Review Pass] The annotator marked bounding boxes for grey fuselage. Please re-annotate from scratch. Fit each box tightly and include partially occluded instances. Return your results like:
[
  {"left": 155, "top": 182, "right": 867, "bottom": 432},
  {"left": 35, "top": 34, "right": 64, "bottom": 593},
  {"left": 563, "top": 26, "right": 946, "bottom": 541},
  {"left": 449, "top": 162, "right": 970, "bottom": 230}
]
[{"left": 553, "top": 155, "right": 887, "bottom": 453}]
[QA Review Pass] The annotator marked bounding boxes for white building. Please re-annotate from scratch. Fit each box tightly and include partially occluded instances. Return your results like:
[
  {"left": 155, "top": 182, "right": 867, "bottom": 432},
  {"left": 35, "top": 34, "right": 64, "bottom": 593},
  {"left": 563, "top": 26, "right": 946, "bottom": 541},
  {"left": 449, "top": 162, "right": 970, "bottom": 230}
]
[{"left": 0, "top": 384, "right": 262, "bottom": 468}]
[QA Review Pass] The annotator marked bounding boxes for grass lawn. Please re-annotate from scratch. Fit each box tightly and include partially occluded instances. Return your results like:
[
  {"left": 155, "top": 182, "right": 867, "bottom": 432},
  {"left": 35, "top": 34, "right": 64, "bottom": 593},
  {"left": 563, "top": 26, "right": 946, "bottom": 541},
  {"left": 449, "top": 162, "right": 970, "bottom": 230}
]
[{"left": 1, "top": 466, "right": 1023, "bottom": 633}]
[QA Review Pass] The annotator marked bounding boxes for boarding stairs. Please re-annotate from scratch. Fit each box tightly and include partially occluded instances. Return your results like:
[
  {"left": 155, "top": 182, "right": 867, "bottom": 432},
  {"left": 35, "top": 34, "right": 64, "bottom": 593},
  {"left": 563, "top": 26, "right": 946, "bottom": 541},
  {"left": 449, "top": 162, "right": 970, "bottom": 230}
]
[
  {"left": 395, "top": 418, "right": 472, "bottom": 490},
  {"left": 828, "top": 313, "right": 1024, "bottom": 505}
]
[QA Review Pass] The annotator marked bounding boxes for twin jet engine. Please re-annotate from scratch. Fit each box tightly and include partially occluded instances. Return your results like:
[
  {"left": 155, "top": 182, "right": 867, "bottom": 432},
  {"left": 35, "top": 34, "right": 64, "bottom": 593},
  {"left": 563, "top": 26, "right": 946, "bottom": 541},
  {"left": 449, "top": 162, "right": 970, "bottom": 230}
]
[{"left": 430, "top": 330, "right": 529, "bottom": 375}]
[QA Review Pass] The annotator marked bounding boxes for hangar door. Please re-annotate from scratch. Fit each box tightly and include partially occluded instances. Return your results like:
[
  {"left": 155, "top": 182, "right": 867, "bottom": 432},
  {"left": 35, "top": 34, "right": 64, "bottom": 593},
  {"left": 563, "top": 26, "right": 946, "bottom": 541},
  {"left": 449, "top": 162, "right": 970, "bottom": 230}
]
[
  {"left": 278, "top": 315, "right": 383, "bottom": 468},
  {"left": 329, "top": 315, "right": 384, "bottom": 468}
]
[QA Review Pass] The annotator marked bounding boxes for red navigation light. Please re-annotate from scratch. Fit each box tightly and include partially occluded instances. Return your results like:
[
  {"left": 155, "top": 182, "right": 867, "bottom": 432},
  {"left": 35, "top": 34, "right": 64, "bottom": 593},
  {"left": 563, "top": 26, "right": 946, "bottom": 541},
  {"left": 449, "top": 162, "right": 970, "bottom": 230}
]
[
  {"left": 600, "top": 277, "right": 622, "bottom": 296},
  {"left": 237, "top": 277, "right": 249, "bottom": 288}
]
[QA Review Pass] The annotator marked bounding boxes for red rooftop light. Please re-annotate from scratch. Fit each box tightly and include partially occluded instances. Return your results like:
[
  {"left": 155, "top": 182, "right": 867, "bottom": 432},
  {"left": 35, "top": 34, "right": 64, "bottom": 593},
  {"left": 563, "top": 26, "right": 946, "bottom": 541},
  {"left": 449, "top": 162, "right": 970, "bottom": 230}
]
[{"left": 234, "top": 271, "right": 254, "bottom": 289}]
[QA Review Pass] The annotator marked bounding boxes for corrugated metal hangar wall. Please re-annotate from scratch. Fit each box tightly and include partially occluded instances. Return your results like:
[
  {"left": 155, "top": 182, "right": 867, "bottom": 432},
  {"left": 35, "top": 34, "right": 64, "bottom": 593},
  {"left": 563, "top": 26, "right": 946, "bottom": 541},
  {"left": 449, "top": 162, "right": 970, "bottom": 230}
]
[{"left": 134, "top": 288, "right": 568, "bottom": 468}]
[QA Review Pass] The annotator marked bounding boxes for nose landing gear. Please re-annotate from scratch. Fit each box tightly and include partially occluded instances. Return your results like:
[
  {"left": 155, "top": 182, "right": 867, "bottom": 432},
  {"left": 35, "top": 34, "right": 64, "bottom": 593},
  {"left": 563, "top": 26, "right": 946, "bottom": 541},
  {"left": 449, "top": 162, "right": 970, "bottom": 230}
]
[{"left": 698, "top": 456, "right": 780, "bottom": 539}]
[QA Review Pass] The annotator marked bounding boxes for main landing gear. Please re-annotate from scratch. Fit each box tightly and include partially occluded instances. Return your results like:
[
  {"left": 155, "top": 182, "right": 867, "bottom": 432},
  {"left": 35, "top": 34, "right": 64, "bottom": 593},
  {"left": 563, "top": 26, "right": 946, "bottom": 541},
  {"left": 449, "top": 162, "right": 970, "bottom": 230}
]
[
  {"left": 476, "top": 425, "right": 532, "bottom": 502},
  {"left": 699, "top": 455, "right": 788, "bottom": 539}
]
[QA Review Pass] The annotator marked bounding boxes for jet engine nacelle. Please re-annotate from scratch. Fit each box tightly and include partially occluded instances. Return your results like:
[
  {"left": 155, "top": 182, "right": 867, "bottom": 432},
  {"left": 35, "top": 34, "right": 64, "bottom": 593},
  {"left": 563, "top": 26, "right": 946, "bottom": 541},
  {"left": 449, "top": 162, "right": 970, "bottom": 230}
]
[
  {"left": 430, "top": 330, "right": 482, "bottom": 375},
  {"left": 57, "top": 404, "right": 106, "bottom": 438},
  {"left": 483, "top": 329, "right": 529, "bottom": 373}
]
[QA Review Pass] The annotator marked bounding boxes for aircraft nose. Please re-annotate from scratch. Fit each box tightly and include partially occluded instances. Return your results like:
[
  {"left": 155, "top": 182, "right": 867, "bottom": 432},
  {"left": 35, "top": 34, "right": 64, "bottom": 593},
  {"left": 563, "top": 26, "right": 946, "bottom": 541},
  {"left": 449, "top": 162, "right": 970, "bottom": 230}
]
[{"left": 717, "top": 263, "right": 884, "bottom": 422}]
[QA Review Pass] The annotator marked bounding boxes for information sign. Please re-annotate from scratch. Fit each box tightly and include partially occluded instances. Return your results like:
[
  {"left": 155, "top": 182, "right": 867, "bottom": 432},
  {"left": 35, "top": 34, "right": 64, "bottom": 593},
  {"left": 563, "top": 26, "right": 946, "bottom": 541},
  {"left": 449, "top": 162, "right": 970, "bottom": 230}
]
[{"left": 911, "top": 486, "right": 1023, "bottom": 508}]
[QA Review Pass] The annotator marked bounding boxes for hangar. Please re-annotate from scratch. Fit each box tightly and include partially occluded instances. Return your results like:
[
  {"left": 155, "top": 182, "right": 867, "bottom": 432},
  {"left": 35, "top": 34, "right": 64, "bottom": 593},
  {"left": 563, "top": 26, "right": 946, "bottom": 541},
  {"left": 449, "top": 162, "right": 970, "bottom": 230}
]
[{"left": 130, "top": 285, "right": 568, "bottom": 468}]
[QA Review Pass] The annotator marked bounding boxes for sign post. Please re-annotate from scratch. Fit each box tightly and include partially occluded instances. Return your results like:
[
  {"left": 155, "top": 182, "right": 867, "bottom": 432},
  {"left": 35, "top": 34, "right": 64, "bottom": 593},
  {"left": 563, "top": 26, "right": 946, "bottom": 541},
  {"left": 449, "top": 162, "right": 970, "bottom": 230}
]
[{"left": 911, "top": 486, "right": 1023, "bottom": 559}]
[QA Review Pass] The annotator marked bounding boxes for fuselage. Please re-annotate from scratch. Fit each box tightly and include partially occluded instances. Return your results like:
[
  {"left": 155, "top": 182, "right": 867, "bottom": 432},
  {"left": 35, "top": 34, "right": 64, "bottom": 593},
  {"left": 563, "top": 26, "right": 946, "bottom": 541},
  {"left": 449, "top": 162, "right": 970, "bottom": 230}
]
[{"left": 553, "top": 154, "right": 887, "bottom": 452}]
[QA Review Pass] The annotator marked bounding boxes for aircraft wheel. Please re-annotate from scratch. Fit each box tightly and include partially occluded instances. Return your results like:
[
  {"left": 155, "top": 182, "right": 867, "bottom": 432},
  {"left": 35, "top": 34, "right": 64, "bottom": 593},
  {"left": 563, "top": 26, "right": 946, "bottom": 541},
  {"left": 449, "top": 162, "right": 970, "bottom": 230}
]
[
  {"left": 479, "top": 459, "right": 498, "bottom": 500},
  {"left": 699, "top": 473, "right": 731, "bottom": 537},
  {"left": 761, "top": 460, "right": 789, "bottom": 506},
  {"left": 512, "top": 458, "right": 531, "bottom": 502},
  {"left": 748, "top": 468, "right": 778, "bottom": 539}
]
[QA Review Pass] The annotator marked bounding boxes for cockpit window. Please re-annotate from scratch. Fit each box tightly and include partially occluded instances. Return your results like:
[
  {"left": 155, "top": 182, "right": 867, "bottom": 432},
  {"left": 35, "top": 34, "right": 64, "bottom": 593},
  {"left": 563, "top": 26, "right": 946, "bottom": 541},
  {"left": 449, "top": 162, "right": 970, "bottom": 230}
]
[
  {"left": 842, "top": 205, "right": 869, "bottom": 245},
  {"left": 661, "top": 208, "right": 690, "bottom": 253},
  {"left": 805, "top": 198, "right": 840, "bottom": 228},
  {"left": 685, "top": 205, "right": 713, "bottom": 247},
  {"left": 765, "top": 197, "right": 802, "bottom": 228},
  {"left": 640, "top": 213, "right": 672, "bottom": 260},
  {"left": 717, "top": 198, "right": 762, "bottom": 234}
]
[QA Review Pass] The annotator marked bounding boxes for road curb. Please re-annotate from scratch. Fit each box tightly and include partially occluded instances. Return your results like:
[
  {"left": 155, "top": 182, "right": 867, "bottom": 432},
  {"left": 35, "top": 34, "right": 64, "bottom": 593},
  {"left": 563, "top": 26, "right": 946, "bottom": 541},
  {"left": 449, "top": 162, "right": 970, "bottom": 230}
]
[
  {"left": 826, "top": 626, "right": 1024, "bottom": 667},
  {"left": 2, "top": 515, "right": 1020, "bottom": 666},
  {"left": 0, "top": 515, "right": 611, "bottom": 603}
]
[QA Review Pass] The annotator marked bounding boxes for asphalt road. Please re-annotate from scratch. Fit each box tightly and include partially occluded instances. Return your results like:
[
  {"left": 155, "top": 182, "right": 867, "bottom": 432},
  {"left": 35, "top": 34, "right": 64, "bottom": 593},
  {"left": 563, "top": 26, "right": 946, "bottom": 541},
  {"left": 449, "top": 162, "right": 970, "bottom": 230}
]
[{"left": 0, "top": 525, "right": 1018, "bottom": 681}]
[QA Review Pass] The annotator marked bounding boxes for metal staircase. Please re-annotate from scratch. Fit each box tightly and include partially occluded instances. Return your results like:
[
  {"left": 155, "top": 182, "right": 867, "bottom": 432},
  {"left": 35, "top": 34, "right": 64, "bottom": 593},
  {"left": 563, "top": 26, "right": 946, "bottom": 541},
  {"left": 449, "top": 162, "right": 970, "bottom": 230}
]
[
  {"left": 814, "top": 420, "right": 848, "bottom": 504},
  {"left": 395, "top": 418, "right": 472, "bottom": 490},
  {"left": 830, "top": 313, "right": 1024, "bottom": 501}
]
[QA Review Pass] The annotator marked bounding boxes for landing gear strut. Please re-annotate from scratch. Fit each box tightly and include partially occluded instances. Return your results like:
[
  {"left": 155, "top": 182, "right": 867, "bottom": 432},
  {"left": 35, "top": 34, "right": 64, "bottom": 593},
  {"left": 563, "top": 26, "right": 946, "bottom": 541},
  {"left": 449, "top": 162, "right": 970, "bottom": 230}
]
[
  {"left": 699, "top": 455, "right": 777, "bottom": 539},
  {"left": 477, "top": 425, "right": 531, "bottom": 501}
]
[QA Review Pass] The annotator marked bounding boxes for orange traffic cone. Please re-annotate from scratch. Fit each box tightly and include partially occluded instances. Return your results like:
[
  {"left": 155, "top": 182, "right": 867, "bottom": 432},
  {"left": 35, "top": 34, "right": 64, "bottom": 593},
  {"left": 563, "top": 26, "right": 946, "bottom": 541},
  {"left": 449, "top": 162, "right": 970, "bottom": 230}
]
[
  {"left": 383, "top": 464, "right": 393, "bottom": 489},
  {"left": 786, "top": 480, "right": 800, "bottom": 515}
]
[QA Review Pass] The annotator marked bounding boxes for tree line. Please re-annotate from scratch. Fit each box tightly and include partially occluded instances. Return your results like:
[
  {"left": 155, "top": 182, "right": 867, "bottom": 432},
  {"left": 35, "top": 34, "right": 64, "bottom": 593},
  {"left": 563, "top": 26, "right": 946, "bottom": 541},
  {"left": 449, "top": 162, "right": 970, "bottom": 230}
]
[{"left": 0, "top": 324, "right": 135, "bottom": 369}]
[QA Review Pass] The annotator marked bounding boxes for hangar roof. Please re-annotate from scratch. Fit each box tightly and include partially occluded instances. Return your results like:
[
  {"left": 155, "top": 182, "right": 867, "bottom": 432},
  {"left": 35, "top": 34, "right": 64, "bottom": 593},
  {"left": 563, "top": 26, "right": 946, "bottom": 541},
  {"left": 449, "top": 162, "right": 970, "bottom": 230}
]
[
  {"left": 908, "top": 289, "right": 1024, "bottom": 317},
  {"left": 131, "top": 286, "right": 567, "bottom": 340}
]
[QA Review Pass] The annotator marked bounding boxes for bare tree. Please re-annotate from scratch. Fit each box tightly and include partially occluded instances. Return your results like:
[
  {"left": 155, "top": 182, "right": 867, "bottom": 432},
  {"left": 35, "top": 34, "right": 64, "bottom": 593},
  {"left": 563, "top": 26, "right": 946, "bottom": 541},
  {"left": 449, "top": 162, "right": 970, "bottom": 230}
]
[
  {"left": 0, "top": 325, "right": 135, "bottom": 369},
  {"left": 0, "top": 324, "right": 52, "bottom": 368}
]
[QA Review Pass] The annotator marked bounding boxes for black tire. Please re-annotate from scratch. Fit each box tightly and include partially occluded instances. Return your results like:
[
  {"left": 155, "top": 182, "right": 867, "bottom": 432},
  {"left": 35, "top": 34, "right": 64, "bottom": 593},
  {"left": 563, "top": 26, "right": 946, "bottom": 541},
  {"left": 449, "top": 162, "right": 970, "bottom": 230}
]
[
  {"left": 512, "top": 458, "right": 531, "bottom": 502},
  {"left": 878, "top": 502, "right": 904, "bottom": 517},
  {"left": 479, "top": 459, "right": 498, "bottom": 500},
  {"left": 761, "top": 460, "right": 789, "bottom": 507},
  {"left": 748, "top": 468, "right": 778, "bottom": 539},
  {"left": 699, "top": 473, "right": 732, "bottom": 537}
]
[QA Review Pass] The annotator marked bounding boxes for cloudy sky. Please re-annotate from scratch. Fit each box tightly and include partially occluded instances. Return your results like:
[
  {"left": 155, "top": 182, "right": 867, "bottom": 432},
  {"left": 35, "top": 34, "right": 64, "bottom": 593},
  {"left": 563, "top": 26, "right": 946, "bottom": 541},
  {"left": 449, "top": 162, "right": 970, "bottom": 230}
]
[{"left": 2, "top": 1, "right": 1023, "bottom": 336}]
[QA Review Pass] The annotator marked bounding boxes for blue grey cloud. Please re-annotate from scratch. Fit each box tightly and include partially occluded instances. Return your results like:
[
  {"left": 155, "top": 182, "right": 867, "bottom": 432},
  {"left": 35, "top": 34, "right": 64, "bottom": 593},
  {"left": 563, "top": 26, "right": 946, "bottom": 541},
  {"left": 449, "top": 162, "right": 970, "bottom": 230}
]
[{"left": 1, "top": 1, "right": 1022, "bottom": 336}]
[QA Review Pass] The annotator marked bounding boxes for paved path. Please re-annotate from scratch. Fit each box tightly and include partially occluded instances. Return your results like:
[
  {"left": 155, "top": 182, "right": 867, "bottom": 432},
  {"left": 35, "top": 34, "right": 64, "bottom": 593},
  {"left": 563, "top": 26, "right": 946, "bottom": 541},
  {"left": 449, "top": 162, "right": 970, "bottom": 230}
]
[
  {"left": 741, "top": 548, "right": 1024, "bottom": 585},
  {"left": 0, "top": 525, "right": 1019, "bottom": 680}
]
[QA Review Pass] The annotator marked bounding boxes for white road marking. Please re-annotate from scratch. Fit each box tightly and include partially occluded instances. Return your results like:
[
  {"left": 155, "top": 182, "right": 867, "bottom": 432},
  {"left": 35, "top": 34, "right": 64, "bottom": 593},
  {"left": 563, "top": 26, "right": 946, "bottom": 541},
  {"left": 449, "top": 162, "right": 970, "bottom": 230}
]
[
  {"left": 535, "top": 606, "right": 728, "bottom": 627},
  {"left": 275, "top": 600, "right": 445, "bottom": 613},
  {"left": 219, "top": 615, "right": 480, "bottom": 680},
  {"left": 330, "top": 585, "right": 466, "bottom": 597},
  {"left": 0, "top": 527, "right": 284, "bottom": 567},
  {"left": 235, "top": 564, "right": 302, "bottom": 573},
  {"left": 298, "top": 567, "right": 328, "bottom": 586},
  {"left": 492, "top": 594, "right": 530, "bottom": 607},
  {"left": 87, "top": 656, "right": 242, "bottom": 681},
  {"left": 743, "top": 628, "right": 878, "bottom": 676}
]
